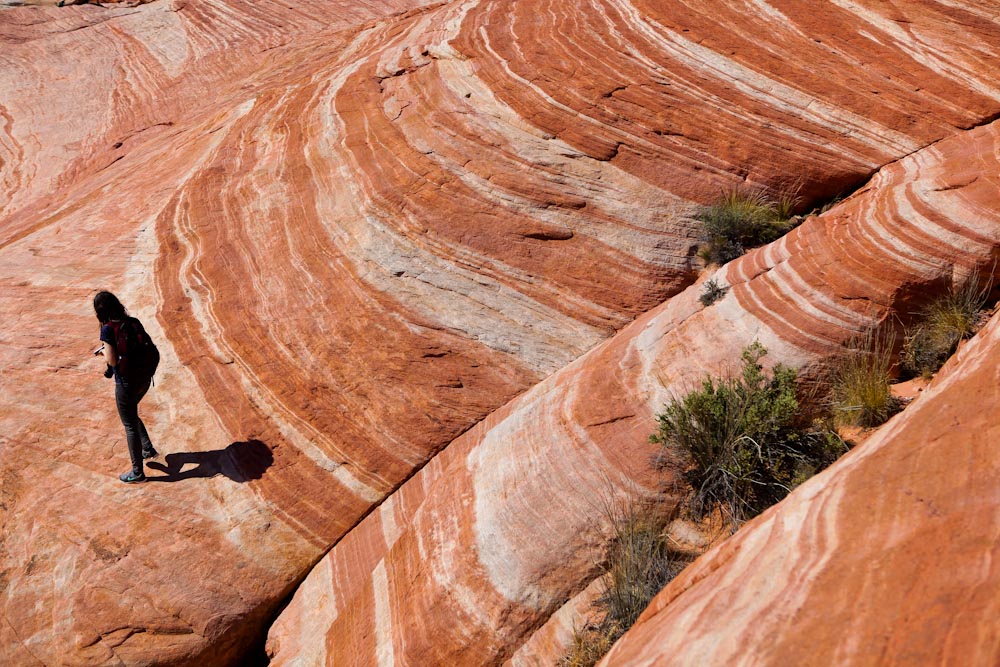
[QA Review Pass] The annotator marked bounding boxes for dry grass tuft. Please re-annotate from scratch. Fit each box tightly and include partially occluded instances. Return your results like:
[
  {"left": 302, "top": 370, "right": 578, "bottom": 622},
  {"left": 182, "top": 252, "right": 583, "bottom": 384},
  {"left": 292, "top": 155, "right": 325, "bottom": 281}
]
[
  {"left": 830, "top": 327, "right": 899, "bottom": 428},
  {"left": 559, "top": 499, "right": 688, "bottom": 667},
  {"left": 901, "top": 274, "right": 990, "bottom": 378},
  {"left": 560, "top": 624, "right": 617, "bottom": 667}
]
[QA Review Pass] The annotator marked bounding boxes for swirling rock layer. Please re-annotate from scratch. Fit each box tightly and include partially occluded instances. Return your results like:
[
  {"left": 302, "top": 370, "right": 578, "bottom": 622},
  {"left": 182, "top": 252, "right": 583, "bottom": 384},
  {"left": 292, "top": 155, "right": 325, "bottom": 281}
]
[
  {"left": 265, "top": 120, "right": 1000, "bottom": 665},
  {"left": 2, "top": 0, "right": 1000, "bottom": 665}
]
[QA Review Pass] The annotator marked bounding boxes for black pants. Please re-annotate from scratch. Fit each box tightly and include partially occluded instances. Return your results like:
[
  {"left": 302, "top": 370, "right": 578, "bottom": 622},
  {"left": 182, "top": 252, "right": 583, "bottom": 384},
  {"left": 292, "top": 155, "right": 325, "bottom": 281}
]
[{"left": 116, "top": 377, "right": 153, "bottom": 475}]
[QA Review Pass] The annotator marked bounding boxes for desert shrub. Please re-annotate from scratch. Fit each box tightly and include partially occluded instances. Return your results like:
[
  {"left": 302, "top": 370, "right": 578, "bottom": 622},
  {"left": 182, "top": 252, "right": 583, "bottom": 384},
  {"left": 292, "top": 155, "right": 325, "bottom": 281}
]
[
  {"left": 900, "top": 275, "right": 990, "bottom": 378},
  {"left": 696, "top": 188, "right": 795, "bottom": 265},
  {"left": 559, "top": 500, "right": 688, "bottom": 667},
  {"left": 830, "top": 328, "right": 899, "bottom": 428},
  {"left": 651, "top": 342, "right": 844, "bottom": 525},
  {"left": 699, "top": 279, "right": 727, "bottom": 306}
]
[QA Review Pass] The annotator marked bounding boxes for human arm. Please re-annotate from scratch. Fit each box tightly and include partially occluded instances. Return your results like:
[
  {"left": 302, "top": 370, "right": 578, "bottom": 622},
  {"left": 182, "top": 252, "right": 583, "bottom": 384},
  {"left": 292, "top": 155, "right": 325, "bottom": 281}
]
[
  {"left": 98, "top": 325, "right": 119, "bottom": 368},
  {"left": 101, "top": 343, "right": 118, "bottom": 367}
]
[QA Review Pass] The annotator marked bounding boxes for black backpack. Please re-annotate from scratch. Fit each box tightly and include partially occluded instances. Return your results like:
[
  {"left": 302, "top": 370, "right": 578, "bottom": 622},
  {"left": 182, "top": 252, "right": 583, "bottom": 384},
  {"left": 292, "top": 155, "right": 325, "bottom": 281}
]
[{"left": 111, "top": 317, "right": 160, "bottom": 383}]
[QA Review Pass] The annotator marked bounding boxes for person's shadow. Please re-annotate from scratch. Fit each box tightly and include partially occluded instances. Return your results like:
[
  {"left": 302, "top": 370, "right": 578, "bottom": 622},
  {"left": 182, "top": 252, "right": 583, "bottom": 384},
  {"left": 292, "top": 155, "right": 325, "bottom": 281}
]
[{"left": 146, "top": 439, "right": 273, "bottom": 483}]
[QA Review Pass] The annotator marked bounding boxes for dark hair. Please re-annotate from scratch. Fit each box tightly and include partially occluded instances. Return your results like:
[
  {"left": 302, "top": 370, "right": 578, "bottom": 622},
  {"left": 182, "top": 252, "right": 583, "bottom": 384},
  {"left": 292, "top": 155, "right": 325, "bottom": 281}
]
[{"left": 93, "top": 291, "right": 128, "bottom": 324}]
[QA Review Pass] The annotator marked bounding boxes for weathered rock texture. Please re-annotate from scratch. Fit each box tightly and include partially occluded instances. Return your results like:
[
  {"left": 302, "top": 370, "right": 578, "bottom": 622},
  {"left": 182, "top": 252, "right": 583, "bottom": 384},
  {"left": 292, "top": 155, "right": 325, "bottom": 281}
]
[
  {"left": 265, "top": 119, "right": 1000, "bottom": 665},
  {"left": 601, "top": 305, "right": 1000, "bottom": 667},
  {"left": 2, "top": 0, "right": 1000, "bottom": 665}
]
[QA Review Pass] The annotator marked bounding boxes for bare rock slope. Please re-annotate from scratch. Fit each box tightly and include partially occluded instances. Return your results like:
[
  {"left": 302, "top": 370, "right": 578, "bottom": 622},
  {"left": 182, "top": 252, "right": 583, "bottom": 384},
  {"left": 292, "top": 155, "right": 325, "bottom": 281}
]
[{"left": 2, "top": 0, "right": 999, "bottom": 665}]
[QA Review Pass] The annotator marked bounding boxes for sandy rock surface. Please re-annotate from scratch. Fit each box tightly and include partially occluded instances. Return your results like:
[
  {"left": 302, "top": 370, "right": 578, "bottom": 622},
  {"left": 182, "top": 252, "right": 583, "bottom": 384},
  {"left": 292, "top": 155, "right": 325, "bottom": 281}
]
[{"left": 2, "top": 0, "right": 1000, "bottom": 665}]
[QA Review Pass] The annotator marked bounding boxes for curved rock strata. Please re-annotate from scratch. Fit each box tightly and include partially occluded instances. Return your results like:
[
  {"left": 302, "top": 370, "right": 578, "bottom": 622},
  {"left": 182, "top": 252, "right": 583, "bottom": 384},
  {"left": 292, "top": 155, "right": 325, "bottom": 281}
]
[
  {"left": 601, "top": 302, "right": 1000, "bottom": 667},
  {"left": 265, "top": 120, "right": 1000, "bottom": 665},
  {"left": 0, "top": 0, "right": 442, "bottom": 227},
  {"left": 3, "top": 0, "right": 1000, "bottom": 665}
]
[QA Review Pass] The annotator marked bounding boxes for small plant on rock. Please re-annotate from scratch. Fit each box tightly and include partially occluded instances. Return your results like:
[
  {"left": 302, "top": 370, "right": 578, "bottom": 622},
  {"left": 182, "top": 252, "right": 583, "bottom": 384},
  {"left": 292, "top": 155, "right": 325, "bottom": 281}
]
[
  {"left": 651, "top": 342, "right": 844, "bottom": 526},
  {"left": 599, "top": 501, "right": 685, "bottom": 634},
  {"left": 900, "top": 274, "right": 991, "bottom": 378},
  {"left": 830, "top": 327, "right": 900, "bottom": 428},
  {"left": 696, "top": 188, "right": 796, "bottom": 265},
  {"left": 699, "top": 279, "right": 727, "bottom": 307}
]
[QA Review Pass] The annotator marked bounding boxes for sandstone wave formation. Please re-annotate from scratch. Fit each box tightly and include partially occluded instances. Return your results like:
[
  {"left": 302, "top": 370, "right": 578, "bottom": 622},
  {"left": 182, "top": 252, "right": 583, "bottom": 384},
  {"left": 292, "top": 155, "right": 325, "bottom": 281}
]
[
  {"left": 601, "top": 293, "right": 1000, "bottom": 667},
  {"left": 1, "top": 1, "right": 999, "bottom": 666},
  {"left": 265, "top": 118, "right": 1000, "bottom": 666}
]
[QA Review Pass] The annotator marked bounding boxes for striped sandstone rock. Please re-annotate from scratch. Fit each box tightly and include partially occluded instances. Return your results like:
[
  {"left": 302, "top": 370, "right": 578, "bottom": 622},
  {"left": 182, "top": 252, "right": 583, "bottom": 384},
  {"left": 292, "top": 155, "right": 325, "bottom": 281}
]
[
  {"left": 266, "top": 120, "right": 1000, "bottom": 665},
  {"left": 2, "top": 1, "right": 999, "bottom": 665}
]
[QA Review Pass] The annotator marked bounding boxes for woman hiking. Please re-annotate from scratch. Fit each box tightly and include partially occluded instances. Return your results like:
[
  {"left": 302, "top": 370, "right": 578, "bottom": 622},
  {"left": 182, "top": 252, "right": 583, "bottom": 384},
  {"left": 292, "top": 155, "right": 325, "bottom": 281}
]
[{"left": 93, "top": 291, "right": 159, "bottom": 483}]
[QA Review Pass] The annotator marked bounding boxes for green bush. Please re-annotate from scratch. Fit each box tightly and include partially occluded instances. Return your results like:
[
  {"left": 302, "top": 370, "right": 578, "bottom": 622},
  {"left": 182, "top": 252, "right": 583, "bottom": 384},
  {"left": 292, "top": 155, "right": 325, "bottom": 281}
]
[
  {"left": 696, "top": 189, "right": 795, "bottom": 265},
  {"left": 830, "top": 328, "right": 899, "bottom": 428},
  {"left": 699, "top": 279, "right": 727, "bottom": 307},
  {"left": 901, "top": 275, "right": 990, "bottom": 378},
  {"left": 559, "top": 500, "right": 687, "bottom": 667},
  {"left": 651, "top": 343, "right": 844, "bottom": 525}
]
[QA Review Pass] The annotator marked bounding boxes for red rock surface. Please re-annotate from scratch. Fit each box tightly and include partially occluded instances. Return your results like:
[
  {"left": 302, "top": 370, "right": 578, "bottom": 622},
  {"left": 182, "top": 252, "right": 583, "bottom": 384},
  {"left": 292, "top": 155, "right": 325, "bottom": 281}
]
[
  {"left": 601, "top": 304, "right": 1000, "bottom": 667},
  {"left": 265, "top": 119, "right": 1000, "bottom": 665},
  {"left": 2, "top": 0, "right": 1000, "bottom": 665}
]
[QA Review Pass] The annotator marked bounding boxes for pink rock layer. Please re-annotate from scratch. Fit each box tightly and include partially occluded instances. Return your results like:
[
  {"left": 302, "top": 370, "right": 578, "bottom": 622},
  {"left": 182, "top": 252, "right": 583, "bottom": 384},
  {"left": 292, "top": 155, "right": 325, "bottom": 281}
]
[
  {"left": 2, "top": 0, "right": 1000, "bottom": 665},
  {"left": 265, "top": 119, "right": 1000, "bottom": 665},
  {"left": 601, "top": 302, "right": 1000, "bottom": 667}
]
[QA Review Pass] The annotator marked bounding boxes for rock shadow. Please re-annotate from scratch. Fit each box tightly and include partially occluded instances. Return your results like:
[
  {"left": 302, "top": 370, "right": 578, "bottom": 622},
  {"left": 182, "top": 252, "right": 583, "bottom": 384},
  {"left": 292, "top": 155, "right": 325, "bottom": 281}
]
[{"left": 146, "top": 439, "right": 273, "bottom": 483}]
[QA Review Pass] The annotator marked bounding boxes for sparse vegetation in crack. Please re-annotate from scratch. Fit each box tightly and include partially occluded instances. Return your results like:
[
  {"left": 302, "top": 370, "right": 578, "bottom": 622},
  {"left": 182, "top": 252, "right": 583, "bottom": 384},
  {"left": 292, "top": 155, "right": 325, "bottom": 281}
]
[
  {"left": 900, "top": 272, "right": 993, "bottom": 379},
  {"left": 695, "top": 186, "right": 800, "bottom": 265},
  {"left": 559, "top": 498, "right": 691, "bottom": 667},
  {"left": 829, "top": 327, "right": 900, "bottom": 428},
  {"left": 560, "top": 344, "right": 848, "bottom": 667},
  {"left": 563, "top": 290, "right": 997, "bottom": 665}
]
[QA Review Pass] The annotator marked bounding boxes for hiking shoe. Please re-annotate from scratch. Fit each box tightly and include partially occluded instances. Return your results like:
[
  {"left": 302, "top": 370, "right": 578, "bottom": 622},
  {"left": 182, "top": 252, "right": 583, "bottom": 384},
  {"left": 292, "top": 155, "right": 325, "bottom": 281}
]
[
  {"left": 119, "top": 470, "right": 146, "bottom": 484},
  {"left": 142, "top": 447, "right": 159, "bottom": 460}
]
